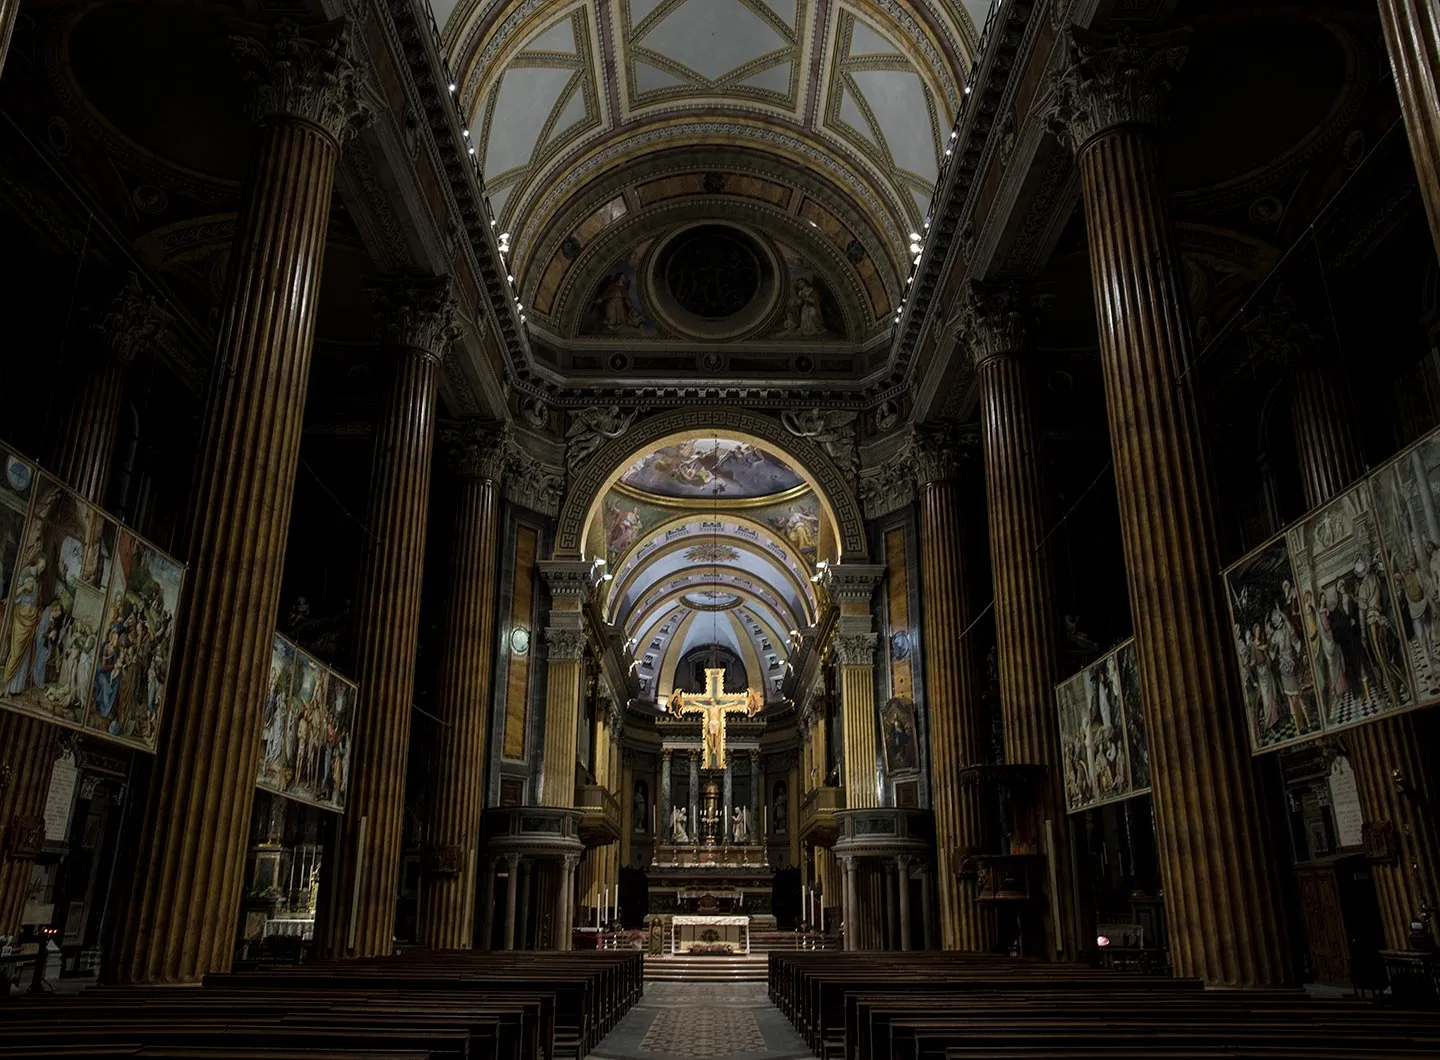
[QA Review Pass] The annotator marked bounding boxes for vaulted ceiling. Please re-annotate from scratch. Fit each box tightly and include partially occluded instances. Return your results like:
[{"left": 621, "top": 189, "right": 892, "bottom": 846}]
[{"left": 426, "top": 0, "right": 982, "bottom": 386}]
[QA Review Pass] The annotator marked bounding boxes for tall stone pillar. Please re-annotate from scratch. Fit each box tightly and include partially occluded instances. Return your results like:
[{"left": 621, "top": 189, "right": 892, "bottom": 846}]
[
  {"left": 478, "top": 856, "right": 498, "bottom": 949},
  {"left": 896, "top": 855, "right": 913, "bottom": 951},
  {"left": 1379, "top": 1, "right": 1440, "bottom": 256},
  {"left": 841, "top": 854, "right": 858, "bottom": 951},
  {"left": 750, "top": 748, "right": 762, "bottom": 844},
  {"left": 660, "top": 749, "right": 672, "bottom": 838},
  {"left": 910, "top": 425, "right": 992, "bottom": 951},
  {"left": 688, "top": 750, "right": 700, "bottom": 835},
  {"left": 1256, "top": 299, "right": 1440, "bottom": 951},
  {"left": 502, "top": 853, "right": 521, "bottom": 950},
  {"left": 0, "top": 277, "right": 165, "bottom": 937},
  {"left": 417, "top": 420, "right": 509, "bottom": 949},
  {"left": 827, "top": 565, "right": 884, "bottom": 809},
  {"left": 109, "top": 19, "right": 369, "bottom": 985},
  {"left": 516, "top": 859, "right": 532, "bottom": 949},
  {"left": 961, "top": 281, "right": 1078, "bottom": 959},
  {"left": 557, "top": 854, "right": 579, "bottom": 950},
  {"left": 1047, "top": 25, "right": 1291, "bottom": 986},
  {"left": 723, "top": 758, "right": 733, "bottom": 841},
  {"left": 322, "top": 274, "right": 456, "bottom": 959},
  {"left": 537, "top": 561, "right": 593, "bottom": 807}
]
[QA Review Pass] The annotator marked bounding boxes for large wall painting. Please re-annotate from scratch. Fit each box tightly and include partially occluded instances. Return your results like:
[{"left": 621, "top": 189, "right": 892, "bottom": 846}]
[
  {"left": 257, "top": 632, "right": 355, "bottom": 812},
  {"left": 755, "top": 493, "right": 820, "bottom": 556},
  {"left": 619, "top": 439, "right": 804, "bottom": 500},
  {"left": 0, "top": 442, "right": 185, "bottom": 753},
  {"left": 1055, "top": 638, "right": 1151, "bottom": 813},
  {"left": 1221, "top": 425, "right": 1440, "bottom": 753}
]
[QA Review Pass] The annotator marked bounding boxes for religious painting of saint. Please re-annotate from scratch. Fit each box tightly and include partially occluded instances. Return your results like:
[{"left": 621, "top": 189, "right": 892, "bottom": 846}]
[
  {"left": 1116, "top": 642, "right": 1149, "bottom": 791},
  {"left": 1055, "top": 670, "right": 1095, "bottom": 812},
  {"left": 0, "top": 445, "right": 35, "bottom": 632},
  {"left": 319, "top": 672, "right": 355, "bottom": 811},
  {"left": 84, "top": 529, "right": 183, "bottom": 749},
  {"left": 879, "top": 696, "right": 919, "bottom": 774},
  {"left": 4, "top": 476, "right": 110, "bottom": 727},
  {"left": 759, "top": 496, "right": 820, "bottom": 555},
  {"left": 1224, "top": 533, "right": 1326, "bottom": 752},
  {"left": 1287, "top": 485, "right": 1413, "bottom": 738},
  {"left": 1368, "top": 427, "right": 1440, "bottom": 702},
  {"left": 258, "top": 635, "right": 297, "bottom": 794},
  {"left": 579, "top": 262, "right": 655, "bottom": 336},
  {"left": 1084, "top": 652, "right": 1132, "bottom": 803}
]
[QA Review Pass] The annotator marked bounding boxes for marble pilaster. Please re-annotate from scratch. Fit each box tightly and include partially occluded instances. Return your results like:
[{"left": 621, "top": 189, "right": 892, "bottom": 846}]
[
  {"left": 110, "top": 18, "right": 370, "bottom": 984},
  {"left": 537, "top": 560, "right": 593, "bottom": 809}
]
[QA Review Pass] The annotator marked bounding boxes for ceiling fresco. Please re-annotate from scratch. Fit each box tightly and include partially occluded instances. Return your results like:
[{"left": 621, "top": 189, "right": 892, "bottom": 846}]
[
  {"left": 427, "top": 0, "right": 980, "bottom": 386},
  {"left": 617, "top": 438, "right": 804, "bottom": 499}
]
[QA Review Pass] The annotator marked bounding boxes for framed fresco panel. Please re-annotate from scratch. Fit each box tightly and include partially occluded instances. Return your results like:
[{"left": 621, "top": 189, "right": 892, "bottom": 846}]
[
  {"left": 1367, "top": 427, "right": 1440, "bottom": 703},
  {"left": 255, "top": 633, "right": 354, "bottom": 812},
  {"left": 85, "top": 528, "right": 184, "bottom": 749},
  {"left": 1223, "top": 533, "right": 1324, "bottom": 752},
  {"left": 1057, "top": 637, "right": 1152, "bottom": 813},
  {"left": 1287, "top": 484, "right": 1414, "bottom": 738},
  {"left": 879, "top": 696, "right": 920, "bottom": 774}
]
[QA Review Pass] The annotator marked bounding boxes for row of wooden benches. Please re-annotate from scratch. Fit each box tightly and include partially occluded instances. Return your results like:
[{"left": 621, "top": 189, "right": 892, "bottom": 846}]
[
  {"left": 0, "top": 949, "right": 644, "bottom": 1060},
  {"left": 768, "top": 951, "right": 1440, "bottom": 1060}
]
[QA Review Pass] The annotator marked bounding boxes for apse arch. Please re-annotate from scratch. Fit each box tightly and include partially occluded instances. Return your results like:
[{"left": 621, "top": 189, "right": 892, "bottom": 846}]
[{"left": 554, "top": 407, "right": 866, "bottom": 558}]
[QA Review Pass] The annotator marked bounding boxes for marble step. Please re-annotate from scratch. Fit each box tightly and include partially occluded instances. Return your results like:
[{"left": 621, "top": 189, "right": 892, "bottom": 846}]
[{"left": 644, "top": 955, "right": 770, "bottom": 981}]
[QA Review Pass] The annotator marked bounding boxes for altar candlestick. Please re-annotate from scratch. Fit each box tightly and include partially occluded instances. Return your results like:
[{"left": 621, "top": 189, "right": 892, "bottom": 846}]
[{"left": 820, "top": 899, "right": 825, "bottom": 933}]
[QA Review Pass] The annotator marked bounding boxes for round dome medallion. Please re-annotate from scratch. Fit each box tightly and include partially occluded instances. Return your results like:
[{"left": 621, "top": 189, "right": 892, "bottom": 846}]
[{"left": 647, "top": 224, "right": 779, "bottom": 340}]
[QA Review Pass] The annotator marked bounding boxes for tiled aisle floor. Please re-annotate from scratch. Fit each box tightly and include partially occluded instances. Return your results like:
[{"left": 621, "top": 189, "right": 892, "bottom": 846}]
[{"left": 587, "top": 982, "right": 816, "bottom": 1060}]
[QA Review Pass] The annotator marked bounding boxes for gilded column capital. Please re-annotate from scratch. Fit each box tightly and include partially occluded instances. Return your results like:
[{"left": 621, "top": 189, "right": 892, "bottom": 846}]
[
  {"left": 439, "top": 419, "right": 512, "bottom": 484},
  {"left": 905, "top": 422, "right": 977, "bottom": 487},
  {"left": 832, "top": 632, "right": 878, "bottom": 668},
  {"left": 544, "top": 627, "right": 589, "bottom": 660},
  {"left": 1044, "top": 26, "right": 1189, "bottom": 152},
  {"left": 956, "top": 280, "right": 1048, "bottom": 368},
  {"left": 98, "top": 273, "right": 169, "bottom": 367},
  {"left": 232, "top": 18, "right": 373, "bottom": 145},
  {"left": 369, "top": 273, "right": 461, "bottom": 361}
]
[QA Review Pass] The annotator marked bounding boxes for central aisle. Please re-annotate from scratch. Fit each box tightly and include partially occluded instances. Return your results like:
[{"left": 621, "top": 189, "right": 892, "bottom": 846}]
[{"left": 586, "top": 982, "right": 816, "bottom": 1060}]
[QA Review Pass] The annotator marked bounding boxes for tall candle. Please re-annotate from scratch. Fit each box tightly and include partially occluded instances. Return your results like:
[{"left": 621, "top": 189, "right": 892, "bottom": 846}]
[{"left": 820, "top": 899, "right": 825, "bottom": 933}]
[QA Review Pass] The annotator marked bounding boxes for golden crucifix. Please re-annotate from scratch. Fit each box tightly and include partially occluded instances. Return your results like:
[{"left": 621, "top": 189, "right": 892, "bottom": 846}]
[{"left": 666, "top": 668, "right": 764, "bottom": 770}]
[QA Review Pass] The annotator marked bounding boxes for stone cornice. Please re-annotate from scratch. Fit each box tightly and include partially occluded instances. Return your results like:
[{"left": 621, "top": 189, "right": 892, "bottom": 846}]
[{"left": 539, "top": 559, "right": 598, "bottom": 603}]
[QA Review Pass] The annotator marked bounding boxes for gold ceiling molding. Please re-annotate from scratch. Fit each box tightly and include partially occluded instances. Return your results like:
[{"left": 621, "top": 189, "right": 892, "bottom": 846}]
[{"left": 610, "top": 479, "right": 812, "bottom": 510}]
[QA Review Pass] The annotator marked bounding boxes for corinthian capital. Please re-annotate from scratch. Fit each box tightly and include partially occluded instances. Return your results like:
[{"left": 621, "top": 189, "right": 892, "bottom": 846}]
[
  {"left": 545, "top": 627, "right": 589, "bottom": 660},
  {"left": 232, "top": 19, "right": 373, "bottom": 145},
  {"left": 439, "top": 419, "right": 512, "bottom": 483},
  {"left": 1044, "top": 26, "right": 1189, "bottom": 152},
  {"left": 98, "top": 273, "right": 169, "bottom": 367},
  {"left": 833, "top": 632, "right": 878, "bottom": 668},
  {"left": 955, "top": 280, "right": 1044, "bottom": 368},
  {"left": 369, "top": 273, "right": 462, "bottom": 360},
  {"left": 906, "top": 422, "right": 976, "bottom": 487}
]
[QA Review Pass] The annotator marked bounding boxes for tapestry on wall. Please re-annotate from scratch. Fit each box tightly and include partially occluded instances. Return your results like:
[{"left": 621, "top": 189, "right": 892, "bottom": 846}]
[
  {"left": 1223, "top": 424, "right": 1440, "bottom": 753},
  {"left": 1055, "top": 638, "right": 1152, "bottom": 813},
  {"left": 0, "top": 442, "right": 185, "bottom": 752},
  {"left": 256, "top": 632, "right": 356, "bottom": 812}
]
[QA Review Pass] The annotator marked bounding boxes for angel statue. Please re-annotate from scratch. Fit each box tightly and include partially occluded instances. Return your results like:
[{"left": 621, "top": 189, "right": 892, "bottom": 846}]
[
  {"left": 565, "top": 406, "right": 639, "bottom": 472},
  {"left": 670, "top": 805, "right": 689, "bottom": 844}
]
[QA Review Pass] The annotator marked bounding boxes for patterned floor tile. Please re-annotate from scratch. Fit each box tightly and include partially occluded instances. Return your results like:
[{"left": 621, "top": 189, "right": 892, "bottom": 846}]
[{"left": 587, "top": 982, "right": 815, "bottom": 1060}]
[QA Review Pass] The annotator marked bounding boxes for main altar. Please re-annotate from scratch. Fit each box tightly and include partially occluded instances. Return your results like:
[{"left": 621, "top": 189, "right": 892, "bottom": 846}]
[{"left": 646, "top": 668, "right": 775, "bottom": 935}]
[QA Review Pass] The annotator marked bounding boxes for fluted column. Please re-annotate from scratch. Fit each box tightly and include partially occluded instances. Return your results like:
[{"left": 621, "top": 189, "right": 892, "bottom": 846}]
[
  {"left": 961, "top": 281, "right": 1078, "bottom": 959},
  {"left": 557, "top": 854, "right": 579, "bottom": 950},
  {"left": 1380, "top": 1, "right": 1440, "bottom": 257},
  {"left": 897, "top": 855, "right": 913, "bottom": 951},
  {"left": 417, "top": 421, "right": 509, "bottom": 949},
  {"left": 1048, "top": 25, "right": 1291, "bottom": 986},
  {"left": 1263, "top": 302, "right": 1440, "bottom": 951},
  {"left": 321, "top": 274, "right": 457, "bottom": 958},
  {"left": 502, "top": 853, "right": 521, "bottom": 950},
  {"left": 660, "top": 750, "right": 672, "bottom": 835},
  {"left": 910, "top": 425, "right": 992, "bottom": 951},
  {"left": 0, "top": 0, "right": 18, "bottom": 76},
  {"left": 478, "top": 856, "right": 498, "bottom": 949},
  {"left": 109, "top": 19, "right": 369, "bottom": 985},
  {"left": 827, "top": 565, "right": 884, "bottom": 809},
  {"left": 538, "top": 561, "right": 593, "bottom": 808}
]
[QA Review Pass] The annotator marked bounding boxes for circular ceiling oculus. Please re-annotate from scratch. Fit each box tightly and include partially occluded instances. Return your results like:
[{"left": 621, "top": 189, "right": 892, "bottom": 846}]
[{"left": 647, "top": 223, "right": 780, "bottom": 341}]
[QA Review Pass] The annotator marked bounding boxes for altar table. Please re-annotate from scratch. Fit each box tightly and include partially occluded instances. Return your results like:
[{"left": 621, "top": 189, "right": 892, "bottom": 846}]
[{"left": 671, "top": 914, "right": 751, "bottom": 954}]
